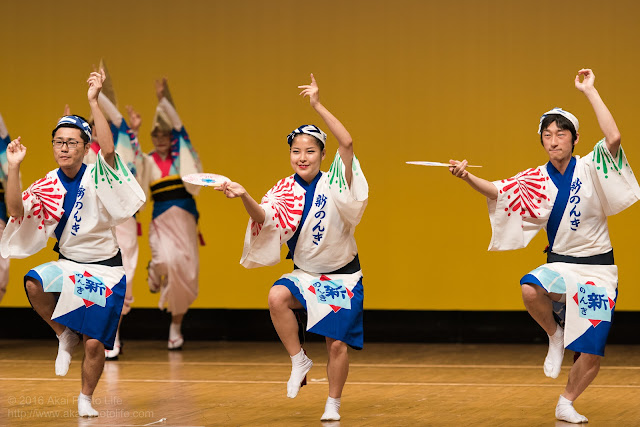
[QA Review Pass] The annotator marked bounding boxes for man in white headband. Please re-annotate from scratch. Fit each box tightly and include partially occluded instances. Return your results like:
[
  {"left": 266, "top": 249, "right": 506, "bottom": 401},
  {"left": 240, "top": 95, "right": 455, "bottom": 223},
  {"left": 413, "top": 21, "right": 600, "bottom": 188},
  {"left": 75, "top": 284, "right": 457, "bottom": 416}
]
[{"left": 448, "top": 69, "right": 640, "bottom": 423}]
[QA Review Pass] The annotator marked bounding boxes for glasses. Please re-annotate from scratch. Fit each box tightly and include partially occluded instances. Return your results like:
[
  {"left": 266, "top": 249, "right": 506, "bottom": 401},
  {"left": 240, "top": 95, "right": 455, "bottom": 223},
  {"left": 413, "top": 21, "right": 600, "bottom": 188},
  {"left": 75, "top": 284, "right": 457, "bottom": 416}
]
[{"left": 52, "top": 139, "right": 83, "bottom": 150}]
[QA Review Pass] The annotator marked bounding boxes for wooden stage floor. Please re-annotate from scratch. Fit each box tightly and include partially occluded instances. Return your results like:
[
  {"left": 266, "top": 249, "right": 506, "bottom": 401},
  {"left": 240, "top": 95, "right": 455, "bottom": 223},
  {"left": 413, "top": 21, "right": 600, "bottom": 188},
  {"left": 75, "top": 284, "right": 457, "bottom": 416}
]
[{"left": 0, "top": 340, "right": 638, "bottom": 426}]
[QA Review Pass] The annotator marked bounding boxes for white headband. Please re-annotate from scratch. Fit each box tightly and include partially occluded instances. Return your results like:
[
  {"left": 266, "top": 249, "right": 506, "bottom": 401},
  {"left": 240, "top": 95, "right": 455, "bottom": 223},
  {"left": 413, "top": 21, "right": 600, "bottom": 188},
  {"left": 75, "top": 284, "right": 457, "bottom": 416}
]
[
  {"left": 287, "top": 124, "right": 327, "bottom": 147},
  {"left": 538, "top": 107, "right": 579, "bottom": 134}
]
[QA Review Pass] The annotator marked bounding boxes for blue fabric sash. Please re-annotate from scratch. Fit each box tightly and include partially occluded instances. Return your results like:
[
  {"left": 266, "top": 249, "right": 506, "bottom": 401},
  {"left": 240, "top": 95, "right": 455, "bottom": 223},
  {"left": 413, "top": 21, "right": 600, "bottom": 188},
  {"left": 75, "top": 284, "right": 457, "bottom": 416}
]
[
  {"left": 545, "top": 157, "right": 576, "bottom": 251},
  {"left": 55, "top": 163, "right": 88, "bottom": 241},
  {"left": 286, "top": 171, "right": 322, "bottom": 259}
]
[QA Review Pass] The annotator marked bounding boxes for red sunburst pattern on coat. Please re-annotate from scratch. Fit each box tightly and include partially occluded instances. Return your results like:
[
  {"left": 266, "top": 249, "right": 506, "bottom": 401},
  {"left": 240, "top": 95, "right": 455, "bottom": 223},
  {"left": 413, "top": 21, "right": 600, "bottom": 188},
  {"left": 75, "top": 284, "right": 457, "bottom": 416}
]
[
  {"left": 15, "top": 176, "right": 65, "bottom": 229},
  {"left": 251, "top": 176, "right": 305, "bottom": 238},
  {"left": 498, "top": 168, "right": 549, "bottom": 218}
]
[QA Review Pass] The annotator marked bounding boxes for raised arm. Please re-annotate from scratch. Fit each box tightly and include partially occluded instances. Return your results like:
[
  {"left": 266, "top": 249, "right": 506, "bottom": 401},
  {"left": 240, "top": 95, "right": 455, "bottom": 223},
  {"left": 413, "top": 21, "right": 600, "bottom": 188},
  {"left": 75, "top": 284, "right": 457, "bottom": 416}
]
[
  {"left": 155, "top": 78, "right": 183, "bottom": 131},
  {"left": 5, "top": 137, "right": 26, "bottom": 217},
  {"left": 298, "top": 74, "right": 354, "bottom": 186},
  {"left": 126, "top": 105, "right": 142, "bottom": 134},
  {"left": 97, "top": 92, "right": 123, "bottom": 128},
  {"left": 575, "top": 69, "right": 621, "bottom": 155},
  {"left": 449, "top": 159, "right": 498, "bottom": 200},
  {"left": 215, "top": 181, "right": 266, "bottom": 224},
  {"left": 88, "top": 70, "right": 115, "bottom": 167}
]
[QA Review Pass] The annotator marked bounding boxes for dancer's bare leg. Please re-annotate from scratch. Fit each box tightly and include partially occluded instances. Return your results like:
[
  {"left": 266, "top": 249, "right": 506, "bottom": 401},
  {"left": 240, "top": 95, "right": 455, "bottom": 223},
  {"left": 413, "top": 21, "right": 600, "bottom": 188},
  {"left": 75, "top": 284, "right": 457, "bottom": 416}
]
[
  {"left": 268, "top": 285, "right": 303, "bottom": 355},
  {"left": 25, "top": 278, "right": 64, "bottom": 335},
  {"left": 78, "top": 336, "right": 104, "bottom": 417},
  {"left": 555, "top": 353, "right": 600, "bottom": 423},
  {"left": 322, "top": 337, "right": 348, "bottom": 421},
  {"left": 268, "top": 285, "right": 312, "bottom": 398},
  {"left": 522, "top": 283, "right": 565, "bottom": 378}
]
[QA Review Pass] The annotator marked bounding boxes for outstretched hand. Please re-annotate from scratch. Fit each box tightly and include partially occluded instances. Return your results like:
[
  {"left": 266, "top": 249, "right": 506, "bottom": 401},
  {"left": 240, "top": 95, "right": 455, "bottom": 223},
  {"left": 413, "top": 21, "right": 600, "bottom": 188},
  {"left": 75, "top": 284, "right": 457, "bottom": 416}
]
[
  {"left": 215, "top": 181, "right": 247, "bottom": 199},
  {"left": 126, "top": 105, "right": 142, "bottom": 132},
  {"left": 298, "top": 73, "right": 320, "bottom": 107},
  {"left": 6, "top": 137, "right": 26, "bottom": 167},
  {"left": 63, "top": 104, "right": 71, "bottom": 116},
  {"left": 449, "top": 159, "right": 469, "bottom": 179},
  {"left": 87, "top": 69, "right": 106, "bottom": 102},
  {"left": 575, "top": 68, "right": 595, "bottom": 93}
]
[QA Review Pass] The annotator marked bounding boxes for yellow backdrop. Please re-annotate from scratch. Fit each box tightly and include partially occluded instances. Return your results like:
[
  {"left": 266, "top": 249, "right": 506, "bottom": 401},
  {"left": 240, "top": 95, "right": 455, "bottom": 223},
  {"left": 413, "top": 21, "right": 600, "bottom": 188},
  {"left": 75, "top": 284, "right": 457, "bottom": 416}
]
[{"left": 1, "top": 0, "right": 639, "bottom": 310}]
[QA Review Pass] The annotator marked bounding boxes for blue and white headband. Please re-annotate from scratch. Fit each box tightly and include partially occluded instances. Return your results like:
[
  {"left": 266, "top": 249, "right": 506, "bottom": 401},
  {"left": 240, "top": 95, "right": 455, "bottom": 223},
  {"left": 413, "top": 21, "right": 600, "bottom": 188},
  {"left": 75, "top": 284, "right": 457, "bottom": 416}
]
[
  {"left": 287, "top": 124, "right": 327, "bottom": 147},
  {"left": 52, "top": 115, "right": 92, "bottom": 141},
  {"left": 538, "top": 107, "right": 579, "bottom": 135}
]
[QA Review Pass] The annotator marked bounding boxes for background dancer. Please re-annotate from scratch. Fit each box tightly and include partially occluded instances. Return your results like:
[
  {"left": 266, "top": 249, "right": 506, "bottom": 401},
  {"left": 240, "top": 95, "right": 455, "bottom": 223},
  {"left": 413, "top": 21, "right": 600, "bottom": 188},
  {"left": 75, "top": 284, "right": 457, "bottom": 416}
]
[{"left": 140, "top": 78, "right": 203, "bottom": 350}]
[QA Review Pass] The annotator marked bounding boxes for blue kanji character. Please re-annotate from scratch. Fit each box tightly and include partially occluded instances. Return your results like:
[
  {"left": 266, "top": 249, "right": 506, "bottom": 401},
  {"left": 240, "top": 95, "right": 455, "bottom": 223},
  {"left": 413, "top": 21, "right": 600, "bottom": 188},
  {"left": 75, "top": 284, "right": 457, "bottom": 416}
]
[
  {"left": 570, "top": 178, "right": 582, "bottom": 194},
  {"left": 315, "top": 194, "right": 327, "bottom": 209},
  {"left": 324, "top": 285, "right": 342, "bottom": 299},
  {"left": 587, "top": 293, "right": 608, "bottom": 310}
]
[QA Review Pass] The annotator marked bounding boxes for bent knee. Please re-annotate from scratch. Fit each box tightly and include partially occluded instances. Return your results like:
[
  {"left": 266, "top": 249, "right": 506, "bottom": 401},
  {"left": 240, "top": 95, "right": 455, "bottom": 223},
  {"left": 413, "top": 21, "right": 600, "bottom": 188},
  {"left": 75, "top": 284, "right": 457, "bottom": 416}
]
[
  {"left": 24, "top": 279, "right": 43, "bottom": 296},
  {"left": 268, "top": 285, "right": 294, "bottom": 309},
  {"left": 84, "top": 338, "right": 105, "bottom": 357},
  {"left": 521, "top": 283, "right": 545, "bottom": 300},
  {"left": 328, "top": 339, "right": 348, "bottom": 357}
]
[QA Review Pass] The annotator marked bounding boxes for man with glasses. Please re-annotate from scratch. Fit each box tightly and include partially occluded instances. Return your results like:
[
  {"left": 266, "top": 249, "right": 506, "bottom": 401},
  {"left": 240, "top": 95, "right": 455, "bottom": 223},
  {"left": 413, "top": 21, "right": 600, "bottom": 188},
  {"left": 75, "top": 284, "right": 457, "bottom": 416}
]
[{"left": 1, "top": 70, "right": 145, "bottom": 417}]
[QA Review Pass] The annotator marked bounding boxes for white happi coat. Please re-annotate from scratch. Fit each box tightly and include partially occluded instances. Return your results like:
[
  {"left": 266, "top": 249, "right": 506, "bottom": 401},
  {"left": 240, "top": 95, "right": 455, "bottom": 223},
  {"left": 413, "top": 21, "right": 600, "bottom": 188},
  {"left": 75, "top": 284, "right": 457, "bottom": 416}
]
[
  {"left": 241, "top": 150, "right": 368, "bottom": 271},
  {"left": 241, "top": 151, "right": 368, "bottom": 340},
  {"left": 0, "top": 152, "right": 145, "bottom": 341},
  {"left": 487, "top": 139, "right": 640, "bottom": 353}
]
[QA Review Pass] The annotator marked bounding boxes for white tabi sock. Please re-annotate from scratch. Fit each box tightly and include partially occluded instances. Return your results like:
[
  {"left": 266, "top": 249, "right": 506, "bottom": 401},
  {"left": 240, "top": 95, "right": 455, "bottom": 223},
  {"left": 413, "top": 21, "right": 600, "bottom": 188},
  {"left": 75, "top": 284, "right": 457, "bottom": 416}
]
[
  {"left": 321, "top": 396, "right": 341, "bottom": 421},
  {"left": 287, "top": 348, "right": 313, "bottom": 398},
  {"left": 105, "top": 330, "right": 121, "bottom": 360},
  {"left": 168, "top": 323, "right": 184, "bottom": 350},
  {"left": 169, "top": 323, "right": 181, "bottom": 341},
  {"left": 55, "top": 327, "right": 80, "bottom": 376},
  {"left": 555, "top": 395, "right": 588, "bottom": 423},
  {"left": 78, "top": 393, "right": 99, "bottom": 417},
  {"left": 544, "top": 325, "right": 565, "bottom": 379}
]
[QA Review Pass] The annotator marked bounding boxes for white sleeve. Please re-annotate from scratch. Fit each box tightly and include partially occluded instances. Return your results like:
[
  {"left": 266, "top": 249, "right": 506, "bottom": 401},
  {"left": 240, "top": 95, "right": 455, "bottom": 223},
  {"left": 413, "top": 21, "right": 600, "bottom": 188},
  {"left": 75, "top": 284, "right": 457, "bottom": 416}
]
[
  {"left": 97, "top": 93, "right": 123, "bottom": 127},
  {"left": 326, "top": 150, "right": 368, "bottom": 227},
  {"left": 0, "top": 113, "right": 8, "bottom": 139},
  {"left": 240, "top": 176, "right": 305, "bottom": 268},
  {"left": 586, "top": 139, "right": 640, "bottom": 216},
  {"left": 93, "top": 151, "right": 146, "bottom": 226},
  {"left": 158, "top": 97, "right": 183, "bottom": 131},
  {"left": 0, "top": 171, "right": 65, "bottom": 259},
  {"left": 486, "top": 167, "right": 552, "bottom": 251}
]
